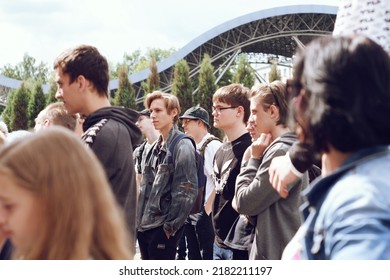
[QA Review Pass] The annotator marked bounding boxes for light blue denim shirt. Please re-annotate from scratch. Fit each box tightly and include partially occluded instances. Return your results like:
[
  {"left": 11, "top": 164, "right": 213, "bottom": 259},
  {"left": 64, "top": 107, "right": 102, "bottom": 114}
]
[
  {"left": 301, "top": 146, "right": 390, "bottom": 259},
  {"left": 137, "top": 125, "right": 198, "bottom": 236}
]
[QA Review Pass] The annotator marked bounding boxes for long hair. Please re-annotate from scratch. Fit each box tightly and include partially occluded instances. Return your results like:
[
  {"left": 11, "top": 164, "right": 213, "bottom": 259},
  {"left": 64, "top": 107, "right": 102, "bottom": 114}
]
[
  {"left": 0, "top": 127, "right": 132, "bottom": 259},
  {"left": 292, "top": 35, "right": 390, "bottom": 153}
]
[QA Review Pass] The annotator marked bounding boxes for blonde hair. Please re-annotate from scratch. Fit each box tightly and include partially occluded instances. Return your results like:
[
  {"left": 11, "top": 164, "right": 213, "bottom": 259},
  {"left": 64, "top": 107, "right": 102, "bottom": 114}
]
[
  {"left": 144, "top": 91, "right": 181, "bottom": 123},
  {"left": 0, "top": 127, "right": 132, "bottom": 259}
]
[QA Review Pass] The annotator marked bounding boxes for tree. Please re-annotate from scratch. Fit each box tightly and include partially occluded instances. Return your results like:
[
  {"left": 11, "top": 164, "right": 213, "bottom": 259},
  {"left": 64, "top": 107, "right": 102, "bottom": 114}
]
[
  {"left": 1, "top": 90, "right": 16, "bottom": 131},
  {"left": 216, "top": 68, "right": 233, "bottom": 88},
  {"left": 268, "top": 62, "right": 281, "bottom": 82},
  {"left": 142, "top": 56, "right": 160, "bottom": 97},
  {"left": 28, "top": 82, "right": 46, "bottom": 128},
  {"left": 10, "top": 83, "right": 30, "bottom": 131},
  {"left": 113, "top": 65, "right": 136, "bottom": 109},
  {"left": 232, "top": 54, "right": 256, "bottom": 88},
  {"left": 46, "top": 79, "right": 58, "bottom": 105},
  {"left": 197, "top": 54, "right": 221, "bottom": 137},
  {"left": 110, "top": 48, "right": 176, "bottom": 79},
  {"left": 197, "top": 54, "right": 216, "bottom": 110},
  {"left": 171, "top": 59, "right": 193, "bottom": 113},
  {"left": 0, "top": 53, "right": 50, "bottom": 83}
]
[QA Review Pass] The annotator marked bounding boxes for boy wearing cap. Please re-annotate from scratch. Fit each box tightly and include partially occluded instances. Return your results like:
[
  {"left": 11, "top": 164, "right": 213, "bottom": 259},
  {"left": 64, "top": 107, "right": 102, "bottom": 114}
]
[
  {"left": 134, "top": 109, "right": 159, "bottom": 194},
  {"left": 179, "top": 106, "right": 222, "bottom": 260}
]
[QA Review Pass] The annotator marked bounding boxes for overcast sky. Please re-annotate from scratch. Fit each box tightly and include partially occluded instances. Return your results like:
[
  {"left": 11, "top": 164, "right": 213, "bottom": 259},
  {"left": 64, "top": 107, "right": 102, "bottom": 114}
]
[{"left": 0, "top": 0, "right": 339, "bottom": 68}]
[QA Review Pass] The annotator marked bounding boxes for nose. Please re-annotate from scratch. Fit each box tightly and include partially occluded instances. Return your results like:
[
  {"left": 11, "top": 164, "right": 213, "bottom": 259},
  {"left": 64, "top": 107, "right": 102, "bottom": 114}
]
[{"left": 55, "top": 88, "right": 63, "bottom": 100}]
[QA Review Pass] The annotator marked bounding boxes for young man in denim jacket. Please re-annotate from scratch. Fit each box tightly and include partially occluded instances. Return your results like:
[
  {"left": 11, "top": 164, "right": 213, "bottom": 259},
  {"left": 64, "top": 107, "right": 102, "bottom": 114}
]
[{"left": 136, "top": 91, "right": 198, "bottom": 260}]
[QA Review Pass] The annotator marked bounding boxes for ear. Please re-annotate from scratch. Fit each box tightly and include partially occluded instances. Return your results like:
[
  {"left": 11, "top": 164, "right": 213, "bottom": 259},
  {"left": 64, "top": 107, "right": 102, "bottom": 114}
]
[
  {"left": 76, "top": 75, "right": 89, "bottom": 91},
  {"left": 171, "top": 108, "right": 178, "bottom": 119},
  {"left": 269, "top": 104, "right": 280, "bottom": 120},
  {"left": 43, "top": 119, "right": 51, "bottom": 127}
]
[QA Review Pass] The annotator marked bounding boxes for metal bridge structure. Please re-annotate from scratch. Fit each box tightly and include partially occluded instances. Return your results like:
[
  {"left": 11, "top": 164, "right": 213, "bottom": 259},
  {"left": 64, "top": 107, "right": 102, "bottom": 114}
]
[{"left": 0, "top": 4, "right": 337, "bottom": 107}]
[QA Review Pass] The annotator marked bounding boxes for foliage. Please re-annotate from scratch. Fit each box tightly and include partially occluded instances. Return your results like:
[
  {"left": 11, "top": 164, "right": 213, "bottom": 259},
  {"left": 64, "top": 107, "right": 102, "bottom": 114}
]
[
  {"left": 171, "top": 59, "right": 193, "bottom": 114},
  {"left": 110, "top": 48, "right": 176, "bottom": 79},
  {"left": 268, "top": 62, "right": 281, "bottom": 82},
  {"left": 46, "top": 79, "right": 58, "bottom": 105},
  {"left": 0, "top": 53, "right": 50, "bottom": 83},
  {"left": 197, "top": 54, "right": 216, "bottom": 110},
  {"left": 216, "top": 67, "right": 233, "bottom": 88},
  {"left": 197, "top": 54, "right": 221, "bottom": 137},
  {"left": 1, "top": 90, "right": 16, "bottom": 130},
  {"left": 232, "top": 54, "right": 256, "bottom": 89},
  {"left": 146, "top": 56, "right": 160, "bottom": 93},
  {"left": 113, "top": 65, "right": 136, "bottom": 109},
  {"left": 10, "top": 83, "right": 30, "bottom": 131},
  {"left": 28, "top": 82, "right": 46, "bottom": 128}
]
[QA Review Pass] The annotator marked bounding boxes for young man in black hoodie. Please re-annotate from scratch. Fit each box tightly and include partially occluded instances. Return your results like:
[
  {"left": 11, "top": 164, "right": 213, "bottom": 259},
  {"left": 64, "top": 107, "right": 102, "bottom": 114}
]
[{"left": 53, "top": 45, "right": 142, "bottom": 257}]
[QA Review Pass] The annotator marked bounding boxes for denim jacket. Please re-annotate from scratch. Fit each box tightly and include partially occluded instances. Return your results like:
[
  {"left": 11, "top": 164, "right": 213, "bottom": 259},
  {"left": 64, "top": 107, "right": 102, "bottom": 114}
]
[
  {"left": 301, "top": 146, "right": 390, "bottom": 259},
  {"left": 136, "top": 125, "right": 198, "bottom": 236}
]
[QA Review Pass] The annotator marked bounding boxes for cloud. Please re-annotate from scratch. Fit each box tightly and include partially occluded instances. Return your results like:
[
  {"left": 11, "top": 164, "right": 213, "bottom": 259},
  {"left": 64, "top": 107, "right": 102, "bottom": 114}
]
[{"left": 0, "top": 0, "right": 339, "bottom": 67}]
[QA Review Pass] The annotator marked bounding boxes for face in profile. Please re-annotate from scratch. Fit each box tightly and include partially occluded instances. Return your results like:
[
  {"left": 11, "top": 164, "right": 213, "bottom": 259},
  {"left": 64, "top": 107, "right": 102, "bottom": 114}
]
[
  {"left": 0, "top": 174, "right": 42, "bottom": 254},
  {"left": 149, "top": 98, "right": 176, "bottom": 133}
]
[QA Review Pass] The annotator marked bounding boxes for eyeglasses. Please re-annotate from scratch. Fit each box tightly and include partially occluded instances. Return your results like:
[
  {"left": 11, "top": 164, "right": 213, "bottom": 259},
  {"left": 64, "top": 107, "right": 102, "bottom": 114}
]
[
  {"left": 286, "top": 79, "right": 303, "bottom": 100},
  {"left": 212, "top": 106, "right": 238, "bottom": 114},
  {"left": 181, "top": 119, "right": 197, "bottom": 125}
]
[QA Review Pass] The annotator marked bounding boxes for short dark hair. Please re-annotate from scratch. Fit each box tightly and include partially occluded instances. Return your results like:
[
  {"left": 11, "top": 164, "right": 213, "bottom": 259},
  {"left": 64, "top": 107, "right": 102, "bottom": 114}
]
[
  {"left": 293, "top": 35, "right": 390, "bottom": 153},
  {"left": 53, "top": 45, "right": 109, "bottom": 97},
  {"left": 213, "top": 84, "right": 251, "bottom": 123}
]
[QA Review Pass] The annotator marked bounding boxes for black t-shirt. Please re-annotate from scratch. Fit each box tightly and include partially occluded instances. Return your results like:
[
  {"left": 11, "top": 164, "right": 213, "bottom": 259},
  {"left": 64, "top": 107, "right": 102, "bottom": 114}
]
[{"left": 212, "top": 132, "right": 252, "bottom": 247}]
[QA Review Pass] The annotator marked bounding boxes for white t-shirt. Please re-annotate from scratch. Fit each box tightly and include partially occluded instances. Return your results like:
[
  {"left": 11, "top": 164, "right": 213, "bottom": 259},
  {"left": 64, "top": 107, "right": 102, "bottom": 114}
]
[{"left": 197, "top": 133, "right": 223, "bottom": 204}]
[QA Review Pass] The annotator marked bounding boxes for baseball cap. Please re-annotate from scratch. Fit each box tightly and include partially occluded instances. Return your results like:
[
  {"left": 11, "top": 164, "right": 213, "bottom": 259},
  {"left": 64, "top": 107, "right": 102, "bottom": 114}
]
[
  {"left": 179, "top": 106, "right": 210, "bottom": 128},
  {"left": 138, "top": 109, "right": 151, "bottom": 117}
]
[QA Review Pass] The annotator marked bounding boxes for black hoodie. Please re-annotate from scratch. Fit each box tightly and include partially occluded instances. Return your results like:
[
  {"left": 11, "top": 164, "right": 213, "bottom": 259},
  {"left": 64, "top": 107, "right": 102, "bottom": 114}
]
[{"left": 82, "top": 106, "right": 142, "bottom": 251}]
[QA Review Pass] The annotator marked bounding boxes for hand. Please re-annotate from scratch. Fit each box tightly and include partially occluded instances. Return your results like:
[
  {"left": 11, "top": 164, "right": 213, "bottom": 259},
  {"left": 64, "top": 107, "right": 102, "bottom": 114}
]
[
  {"left": 269, "top": 154, "right": 299, "bottom": 198},
  {"left": 251, "top": 133, "right": 272, "bottom": 159}
]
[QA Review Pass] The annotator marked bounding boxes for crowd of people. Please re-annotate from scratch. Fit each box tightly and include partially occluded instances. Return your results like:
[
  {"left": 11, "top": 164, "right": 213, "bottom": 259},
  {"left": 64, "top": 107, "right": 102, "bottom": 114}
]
[{"left": 0, "top": 0, "right": 390, "bottom": 260}]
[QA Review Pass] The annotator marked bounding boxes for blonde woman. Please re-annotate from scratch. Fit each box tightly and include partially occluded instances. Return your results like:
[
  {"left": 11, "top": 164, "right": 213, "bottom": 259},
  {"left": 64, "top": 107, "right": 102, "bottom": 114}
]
[{"left": 0, "top": 127, "right": 132, "bottom": 259}]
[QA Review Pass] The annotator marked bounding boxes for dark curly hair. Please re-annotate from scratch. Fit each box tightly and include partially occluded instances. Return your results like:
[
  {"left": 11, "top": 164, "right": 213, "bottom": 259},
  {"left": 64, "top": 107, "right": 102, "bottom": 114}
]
[{"left": 293, "top": 35, "right": 390, "bottom": 153}]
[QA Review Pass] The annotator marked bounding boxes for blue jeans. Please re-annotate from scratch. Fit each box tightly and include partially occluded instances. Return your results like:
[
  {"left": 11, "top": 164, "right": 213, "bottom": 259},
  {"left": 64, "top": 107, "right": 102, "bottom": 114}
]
[{"left": 213, "top": 243, "right": 233, "bottom": 260}]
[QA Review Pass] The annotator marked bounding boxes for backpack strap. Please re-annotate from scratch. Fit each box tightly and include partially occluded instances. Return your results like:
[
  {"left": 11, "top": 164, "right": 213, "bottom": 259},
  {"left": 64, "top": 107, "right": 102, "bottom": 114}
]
[
  {"left": 199, "top": 136, "right": 221, "bottom": 157},
  {"left": 167, "top": 134, "right": 195, "bottom": 165}
]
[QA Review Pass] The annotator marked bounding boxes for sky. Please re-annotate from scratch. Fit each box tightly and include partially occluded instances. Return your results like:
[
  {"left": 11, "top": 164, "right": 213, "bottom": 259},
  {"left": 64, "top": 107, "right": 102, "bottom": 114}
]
[{"left": 0, "top": 0, "right": 339, "bottom": 68}]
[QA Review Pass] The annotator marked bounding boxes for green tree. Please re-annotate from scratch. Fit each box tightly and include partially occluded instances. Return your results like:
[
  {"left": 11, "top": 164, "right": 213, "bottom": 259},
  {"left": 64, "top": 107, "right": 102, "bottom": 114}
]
[
  {"left": 232, "top": 54, "right": 256, "bottom": 88},
  {"left": 28, "top": 82, "right": 47, "bottom": 128},
  {"left": 110, "top": 48, "right": 176, "bottom": 79},
  {"left": 10, "top": 83, "right": 30, "bottom": 131},
  {"left": 113, "top": 65, "right": 136, "bottom": 109},
  {"left": 197, "top": 54, "right": 221, "bottom": 137},
  {"left": 0, "top": 53, "right": 50, "bottom": 83},
  {"left": 268, "top": 62, "right": 281, "bottom": 82},
  {"left": 171, "top": 59, "right": 193, "bottom": 113},
  {"left": 217, "top": 68, "right": 233, "bottom": 88},
  {"left": 46, "top": 79, "right": 58, "bottom": 105},
  {"left": 142, "top": 56, "right": 160, "bottom": 96},
  {"left": 197, "top": 54, "right": 216, "bottom": 110},
  {"left": 1, "top": 90, "right": 16, "bottom": 130}
]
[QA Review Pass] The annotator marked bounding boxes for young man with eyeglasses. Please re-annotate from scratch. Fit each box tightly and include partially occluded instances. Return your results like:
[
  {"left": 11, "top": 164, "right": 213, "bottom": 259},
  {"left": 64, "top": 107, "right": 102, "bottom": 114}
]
[{"left": 211, "top": 84, "right": 252, "bottom": 260}]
